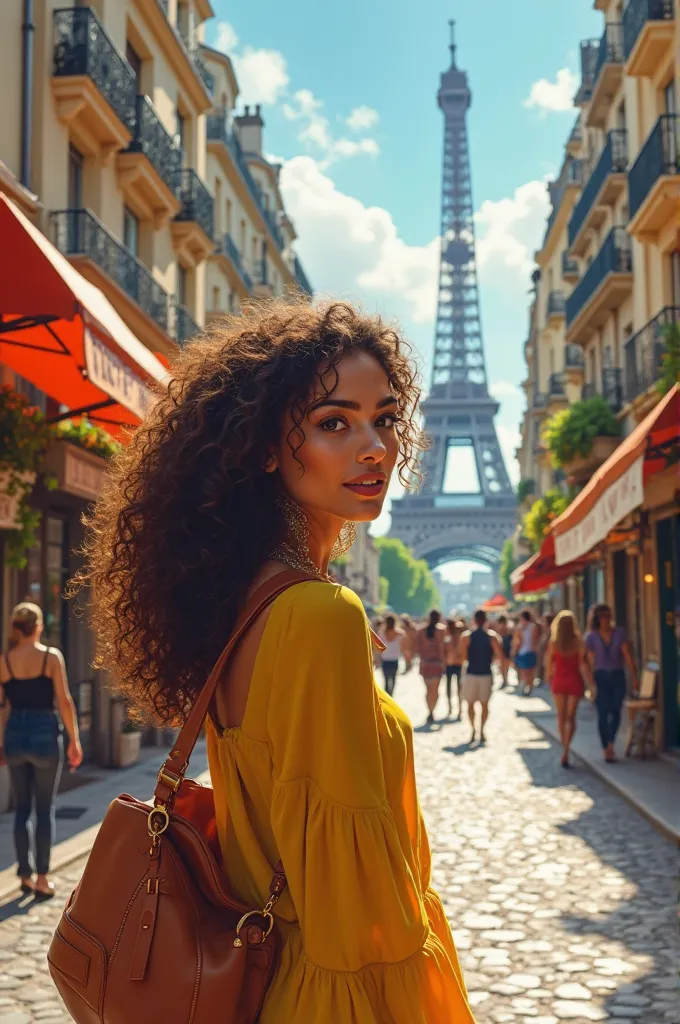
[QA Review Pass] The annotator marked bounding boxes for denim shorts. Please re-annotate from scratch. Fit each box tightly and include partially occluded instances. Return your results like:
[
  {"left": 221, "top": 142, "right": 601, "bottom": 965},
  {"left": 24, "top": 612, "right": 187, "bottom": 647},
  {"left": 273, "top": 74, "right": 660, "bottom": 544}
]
[
  {"left": 4, "top": 710, "right": 62, "bottom": 760},
  {"left": 516, "top": 651, "right": 537, "bottom": 671}
]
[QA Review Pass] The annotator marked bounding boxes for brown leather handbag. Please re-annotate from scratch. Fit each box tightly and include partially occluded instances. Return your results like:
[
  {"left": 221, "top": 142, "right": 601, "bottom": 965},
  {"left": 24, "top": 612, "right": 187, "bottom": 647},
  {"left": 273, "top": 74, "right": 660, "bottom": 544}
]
[{"left": 48, "top": 569, "right": 318, "bottom": 1024}]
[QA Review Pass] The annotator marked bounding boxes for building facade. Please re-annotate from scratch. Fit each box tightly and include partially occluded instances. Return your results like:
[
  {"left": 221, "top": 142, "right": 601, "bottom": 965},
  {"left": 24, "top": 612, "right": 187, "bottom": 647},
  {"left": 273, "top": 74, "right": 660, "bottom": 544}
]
[
  {"left": 515, "top": 0, "right": 679, "bottom": 751},
  {"left": 0, "top": 0, "right": 311, "bottom": 764}
]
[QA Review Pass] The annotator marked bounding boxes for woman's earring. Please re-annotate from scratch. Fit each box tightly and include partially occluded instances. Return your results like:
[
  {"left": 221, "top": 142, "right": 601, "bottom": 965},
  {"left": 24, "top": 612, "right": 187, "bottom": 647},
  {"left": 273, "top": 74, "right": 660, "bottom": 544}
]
[
  {"left": 276, "top": 493, "right": 311, "bottom": 551},
  {"left": 330, "top": 521, "right": 357, "bottom": 560}
]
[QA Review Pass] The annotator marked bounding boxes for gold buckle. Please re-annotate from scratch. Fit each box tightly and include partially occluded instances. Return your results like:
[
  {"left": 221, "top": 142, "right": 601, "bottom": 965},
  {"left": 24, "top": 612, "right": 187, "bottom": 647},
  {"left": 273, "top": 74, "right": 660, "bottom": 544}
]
[
  {"left": 233, "top": 910, "right": 274, "bottom": 948},
  {"left": 147, "top": 806, "right": 170, "bottom": 838},
  {"left": 157, "top": 765, "right": 183, "bottom": 793},
  {"left": 147, "top": 878, "right": 159, "bottom": 894}
]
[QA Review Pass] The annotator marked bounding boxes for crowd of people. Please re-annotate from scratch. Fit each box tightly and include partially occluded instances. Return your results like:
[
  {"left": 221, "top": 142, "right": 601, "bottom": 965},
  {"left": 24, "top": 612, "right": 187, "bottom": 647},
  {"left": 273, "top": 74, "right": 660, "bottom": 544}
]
[{"left": 373, "top": 602, "right": 639, "bottom": 769}]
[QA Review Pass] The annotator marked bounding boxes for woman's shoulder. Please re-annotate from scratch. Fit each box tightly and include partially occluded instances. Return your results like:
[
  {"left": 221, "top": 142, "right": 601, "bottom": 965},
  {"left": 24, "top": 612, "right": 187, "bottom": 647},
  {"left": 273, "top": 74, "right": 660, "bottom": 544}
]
[{"left": 272, "top": 580, "right": 368, "bottom": 636}]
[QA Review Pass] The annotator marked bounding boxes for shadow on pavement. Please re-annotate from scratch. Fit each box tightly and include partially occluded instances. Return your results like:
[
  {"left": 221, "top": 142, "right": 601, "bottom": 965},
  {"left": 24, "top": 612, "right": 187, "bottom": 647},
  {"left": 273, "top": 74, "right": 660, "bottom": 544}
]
[
  {"left": 0, "top": 891, "right": 38, "bottom": 923},
  {"left": 442, "top": 741, "right": 484, "bottom": 757}
]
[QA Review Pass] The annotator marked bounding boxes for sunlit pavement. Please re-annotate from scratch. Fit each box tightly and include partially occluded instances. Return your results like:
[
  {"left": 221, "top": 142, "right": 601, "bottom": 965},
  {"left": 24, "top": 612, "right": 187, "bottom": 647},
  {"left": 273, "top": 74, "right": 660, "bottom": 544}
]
[{"left": 0, "top": 668, "right": 678, "bottom": 1023}]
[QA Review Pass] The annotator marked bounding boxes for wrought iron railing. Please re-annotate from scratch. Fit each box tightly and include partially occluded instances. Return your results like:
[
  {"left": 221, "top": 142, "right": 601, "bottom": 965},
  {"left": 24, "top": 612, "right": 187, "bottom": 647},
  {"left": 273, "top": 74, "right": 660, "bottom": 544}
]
[
  {"left": 568, "top": 118, "right": 582, "bottom": 149},
  {"left": 624, "top": 305, "right": 680, "bottom": 402},
  {"left": 629, "top": 114, "right": 680, "bottom": 219},
  {"left": 562, "top": 251, "right": 579, "bottom": 277},
  {"left": 293, "top": 256, "right": 313, "bottom": 295},
  {"left": 52, "top": 8, "right": 136, "bottom": 131},
  {"left": 50, "top": 209, "right": 169, "bottom": 330},
  {"left": 568, "top": 130, "right": 628, "bottom": 245},
  {"left": 623, "top": 0, "right": 674, "bottom": 60},
  {"left": 532, "top": 391, "right": 548, "bottom": 409},
  {"left": 128, "top": 94, "right": 182, "bottom": 198},
  {"left": 565, "top": 343, "right": 585, "bottom": 368},
  {"left": 547, "top": 291, "right": 566, "bottom": 318},
  {"left": 549, "top": 372, "right": 566, "bottom": 397},
  {"left": 170, "top": 303, "right": 200, "bottom": 346},
  {"left": 207, "top": 110, "right": 285, "bottom": 251},
  {"left": 220, "top": 232, "right": 253, "bottom": 289},
  {"left": 176, "top": 168, "right": 214, "bottom": 239},
  {"left": 593, "top": 23, "right": 624, "bottom": 84},
  {"left": 575, "top": 39, "right": 601, "bottom": 104},
  {"left": 602, "top": 367, "right": 623, "bottom": 411},
  {"left": 545, "top": 159, "right": 584, "bottom": 241},
  {"left": 566, "top": 227, "right": 632, "bottom": 326},
  {"left": 193, "top": 50, "right": 215, "bottom": 94}
]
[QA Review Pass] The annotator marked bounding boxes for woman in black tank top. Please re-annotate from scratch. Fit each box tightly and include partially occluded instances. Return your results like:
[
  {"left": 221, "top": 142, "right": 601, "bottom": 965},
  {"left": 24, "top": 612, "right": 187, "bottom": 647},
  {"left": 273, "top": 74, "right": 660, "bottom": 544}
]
[{"left": 0, "top": 603, "right": 82, "bottom": 899}]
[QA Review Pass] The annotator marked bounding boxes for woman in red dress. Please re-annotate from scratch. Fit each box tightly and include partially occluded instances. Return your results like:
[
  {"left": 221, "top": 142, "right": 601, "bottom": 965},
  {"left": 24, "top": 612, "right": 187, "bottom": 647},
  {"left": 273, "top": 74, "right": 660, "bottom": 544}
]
[{"left": 544, "top": 610, "right": 594, "bottom": 769}]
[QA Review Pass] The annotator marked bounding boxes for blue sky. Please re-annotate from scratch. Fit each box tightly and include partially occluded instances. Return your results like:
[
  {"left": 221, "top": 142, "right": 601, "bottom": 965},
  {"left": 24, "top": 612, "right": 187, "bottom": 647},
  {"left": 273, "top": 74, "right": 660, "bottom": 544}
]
[{"left": 209, "top": 0, "right": 602, "bottom": 580}]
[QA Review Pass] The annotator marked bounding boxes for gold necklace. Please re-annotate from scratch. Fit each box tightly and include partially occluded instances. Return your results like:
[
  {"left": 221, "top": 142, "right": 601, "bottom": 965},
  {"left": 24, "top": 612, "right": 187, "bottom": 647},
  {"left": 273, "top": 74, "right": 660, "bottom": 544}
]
[{"left": 269, "top": 540, "right": 334, "bottom": 582}]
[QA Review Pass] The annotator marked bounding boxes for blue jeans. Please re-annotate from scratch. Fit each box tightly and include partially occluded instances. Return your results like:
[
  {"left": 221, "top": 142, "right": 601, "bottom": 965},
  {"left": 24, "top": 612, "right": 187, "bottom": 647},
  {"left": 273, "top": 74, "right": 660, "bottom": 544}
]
[
  {"left": 5, "top": 711, "right": 63, "bottom": 877},
  {"left": 594, "top": 669, "right": 626, "bottom": 750}
]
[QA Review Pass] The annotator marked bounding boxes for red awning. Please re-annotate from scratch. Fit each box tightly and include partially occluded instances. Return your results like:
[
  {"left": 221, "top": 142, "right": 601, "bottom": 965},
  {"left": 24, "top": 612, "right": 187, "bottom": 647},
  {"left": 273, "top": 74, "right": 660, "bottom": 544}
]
[
  {"left": 0, "top": 194, "right": 168, "bottom": 437},
  {"left": 511, "top": 533, "right": 593, "bottom": 596}
]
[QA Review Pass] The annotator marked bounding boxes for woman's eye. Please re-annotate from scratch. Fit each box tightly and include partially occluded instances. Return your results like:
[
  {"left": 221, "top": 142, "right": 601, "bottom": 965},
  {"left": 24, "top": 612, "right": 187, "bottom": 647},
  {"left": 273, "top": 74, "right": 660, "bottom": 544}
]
[
  {"left": 319, "top": 417, "right": 347, "bottom": 432},
  {"left": 376, "top": 413, "right": 399, "bottom": 428}
]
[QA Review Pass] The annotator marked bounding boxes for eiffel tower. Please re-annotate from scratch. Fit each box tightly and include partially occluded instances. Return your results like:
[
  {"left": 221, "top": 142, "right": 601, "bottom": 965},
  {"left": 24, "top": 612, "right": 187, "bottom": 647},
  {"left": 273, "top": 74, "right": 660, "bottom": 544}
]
[{"left": 389, "top": 21, "right": 516, "bottom": 585}]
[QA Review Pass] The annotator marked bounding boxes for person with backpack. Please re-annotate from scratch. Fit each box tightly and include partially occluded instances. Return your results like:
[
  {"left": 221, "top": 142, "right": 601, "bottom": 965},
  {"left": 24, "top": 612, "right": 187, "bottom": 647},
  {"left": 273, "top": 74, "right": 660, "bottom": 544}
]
[{"left": 459, "top": 610, "right": 503, "bottom": 744}]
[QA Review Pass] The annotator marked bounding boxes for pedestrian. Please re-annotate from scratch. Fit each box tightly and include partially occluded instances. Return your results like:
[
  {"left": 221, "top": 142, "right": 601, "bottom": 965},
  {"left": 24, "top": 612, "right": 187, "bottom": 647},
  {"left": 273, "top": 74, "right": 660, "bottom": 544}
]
[
  {"left": 415, "top": 609, "right": 447, "bottom": 726},
  {"left": 513, "top": 609, "right": 540, "bottom": 695},
  {"left": 377, "top": 614, "right": 405, "bottom": 697},
  {"left": 495, "top": 614, "right": 513, "bottom": 687},
  {"left": 444, "top": 617, "right": 466, "bottom": 719},
  {"left": 459, "top": 610, "right": 503, "bottom": 744},
  {"left": 544, "top": 610, "right": 594, "bottom": 768},
  {"left": 74, "top": 300, "right": 474, "bottom": 1022},
  {"left": 585, "top": 603, "right": 639, "bottom": 764},
  {"left": 536, "top": 612, "right": 555, "bottom": 686},
  {"left": 0, "top": 603, "right": 82, "bottom": 899},
  {"left": 400, "top": 614, "right": 417, "bottom": 672}
]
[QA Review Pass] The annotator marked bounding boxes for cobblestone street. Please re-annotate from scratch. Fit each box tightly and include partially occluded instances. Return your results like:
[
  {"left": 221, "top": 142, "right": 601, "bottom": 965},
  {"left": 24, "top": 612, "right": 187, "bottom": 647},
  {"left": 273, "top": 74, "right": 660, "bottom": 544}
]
[{"left": 0, "top": 673, "right": 677, "bottom": 1024}]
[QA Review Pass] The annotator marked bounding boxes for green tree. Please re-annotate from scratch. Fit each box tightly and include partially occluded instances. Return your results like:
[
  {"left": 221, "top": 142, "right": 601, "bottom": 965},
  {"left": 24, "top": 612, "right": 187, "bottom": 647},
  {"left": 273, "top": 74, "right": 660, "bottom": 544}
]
[
  {"left": 408, "top": 559, "right": 440, "bottom": 617},
  {"left": 499, "top": 536, "right": 516, "bottom": 597},
  {"left": 523, "top": 488, "right": 571, "bottom": 552},
  {"left": 374, "top": 537, "right": 416, "bottom": 612},
  {"left": 379, "top": 576, "right": 390, "bottom": 607}
]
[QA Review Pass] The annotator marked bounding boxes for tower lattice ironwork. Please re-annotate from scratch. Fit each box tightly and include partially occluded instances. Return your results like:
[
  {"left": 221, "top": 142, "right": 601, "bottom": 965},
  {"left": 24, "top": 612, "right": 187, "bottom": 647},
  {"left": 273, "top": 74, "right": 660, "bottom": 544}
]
[{"left": 389, "top": 22, "right": 516, "bottom": 579}]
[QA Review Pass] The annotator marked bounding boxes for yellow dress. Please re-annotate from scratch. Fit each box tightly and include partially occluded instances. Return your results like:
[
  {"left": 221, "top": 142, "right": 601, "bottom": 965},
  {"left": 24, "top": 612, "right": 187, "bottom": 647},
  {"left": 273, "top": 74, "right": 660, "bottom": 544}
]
[{"left": 207, "top": 581, "right": 475, "bottom": 1023}]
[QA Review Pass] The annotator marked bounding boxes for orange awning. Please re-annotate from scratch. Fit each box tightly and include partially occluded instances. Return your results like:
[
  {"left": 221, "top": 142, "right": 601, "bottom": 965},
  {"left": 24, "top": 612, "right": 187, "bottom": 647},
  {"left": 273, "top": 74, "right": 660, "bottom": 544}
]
[
  {"left": 0, "top": 194, "right": 168, "bottom": 437},
  {"left": 511, "top": 533, "right": 593, "bottom": 596},
  {"left": 551, "top": 383, "right": 679, "bottom": 565}
]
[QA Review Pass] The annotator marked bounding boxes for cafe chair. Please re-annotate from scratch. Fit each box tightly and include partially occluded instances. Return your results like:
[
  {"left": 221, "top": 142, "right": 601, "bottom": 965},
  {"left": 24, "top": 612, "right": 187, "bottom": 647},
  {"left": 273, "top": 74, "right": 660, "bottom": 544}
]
[{"left": 623, "top": 660, "right": 659, "bottom": 759}]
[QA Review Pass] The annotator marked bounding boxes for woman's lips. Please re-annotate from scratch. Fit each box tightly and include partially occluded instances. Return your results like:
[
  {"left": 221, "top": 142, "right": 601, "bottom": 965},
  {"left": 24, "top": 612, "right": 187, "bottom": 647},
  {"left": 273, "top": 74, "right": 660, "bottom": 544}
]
[{"left": 343, "top": 481, "right": 385, "bottom": 497}]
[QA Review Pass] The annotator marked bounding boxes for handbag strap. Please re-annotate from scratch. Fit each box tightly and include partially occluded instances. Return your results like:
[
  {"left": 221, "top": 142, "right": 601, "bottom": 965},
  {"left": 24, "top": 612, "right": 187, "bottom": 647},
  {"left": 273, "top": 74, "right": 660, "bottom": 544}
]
[{"left": 154, "top": 569, "right": 321, "bottom": 807}]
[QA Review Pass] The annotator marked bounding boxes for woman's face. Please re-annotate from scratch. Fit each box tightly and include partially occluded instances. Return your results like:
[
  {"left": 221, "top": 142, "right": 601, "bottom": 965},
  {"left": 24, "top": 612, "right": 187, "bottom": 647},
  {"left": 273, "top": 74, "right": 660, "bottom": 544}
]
[{"left": 269, "top": 350, "right": 400, "bottom": 527}]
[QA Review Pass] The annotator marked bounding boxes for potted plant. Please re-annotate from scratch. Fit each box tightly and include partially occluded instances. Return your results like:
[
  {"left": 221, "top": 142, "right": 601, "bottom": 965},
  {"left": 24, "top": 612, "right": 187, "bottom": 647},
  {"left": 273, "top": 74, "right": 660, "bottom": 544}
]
[
  {"left": 516, "top": 478, "right": 536, "bottom": 509},
  {"left": 116, "top": 719, "right": 142, "bottom": 768},
  {"left": 657, "top": 321, "right": 680, "bottom": 397},
  {"left": 50, "top": 418, "right": 120, "bottom": 461},
  {"left": 523, "top": 488, "right": 571, "bottom": 553},
  {"left": 542, "top": 395, "right": 620, "bottom": 483},
  {"left": 0, "top": 387, "right": 53, "bottom": 568}
]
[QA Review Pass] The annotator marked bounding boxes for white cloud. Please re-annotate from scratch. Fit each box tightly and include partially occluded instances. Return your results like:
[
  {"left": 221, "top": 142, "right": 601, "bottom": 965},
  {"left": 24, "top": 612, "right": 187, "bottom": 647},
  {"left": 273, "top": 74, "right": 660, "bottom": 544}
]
[
  {"left": 282, "top": 90, "right": 379, "bottom": 167},
  {"left": 475, "top": 179, "right": 550, "bottom": 287},
  {"left": 279, "top": 156, "right": 438, "bottom": 324},
  {"left": 346, "top": 106, "right": 379, "bottom": 131},
  {"left": 497, "top": 425, "right": 521, "bottom": 487},
  {"left": 523, "top": 68, "right": 578, "bottom": 114},
  {"left": 489, "top": 380, "right": 521, "bottom": 400},
  {"left": 213, "top": 21, "right": 289, "bottom": 106}
]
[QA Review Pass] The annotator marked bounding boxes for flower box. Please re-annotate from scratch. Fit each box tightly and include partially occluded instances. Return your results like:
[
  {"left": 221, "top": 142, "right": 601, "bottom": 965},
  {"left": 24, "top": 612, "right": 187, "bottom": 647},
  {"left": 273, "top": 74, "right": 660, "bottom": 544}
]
[
  {"left": 562, "top": 436, "right": 620, "bottom": 484},
  {"left": 44, "top": 439, "right": 108, "bottom": 501}
]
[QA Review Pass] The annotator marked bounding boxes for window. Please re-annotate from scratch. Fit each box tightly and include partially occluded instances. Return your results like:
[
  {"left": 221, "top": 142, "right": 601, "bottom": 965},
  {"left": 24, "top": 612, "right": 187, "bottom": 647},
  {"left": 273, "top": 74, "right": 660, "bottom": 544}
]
[
  {"left": 68, "top": 145, "right": 83, "bottom": 209},
  {"left": 123, "top": 207, "right": 139, "bottom": 256},
  {"left": 442, "top": 438, "right": 481, "bottom": 495},
  {"left": 126, "top": 41, "right": 142, "bottom": 84},
  {"left": 664, "top": 80, "right": 676, "bottom": 115}
]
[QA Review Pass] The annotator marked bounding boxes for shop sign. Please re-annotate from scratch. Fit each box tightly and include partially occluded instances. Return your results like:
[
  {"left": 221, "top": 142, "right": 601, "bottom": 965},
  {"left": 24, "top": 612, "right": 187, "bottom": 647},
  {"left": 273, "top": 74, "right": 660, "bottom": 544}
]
[
  {"left": 555, "top": 456, "right": 644, "bottom": 566},
  {"left": 63, "top": 446, "right": 107, "bottom": 501},
  {"left": 84, "top": 328, "right": 150, "bottom": 421}
]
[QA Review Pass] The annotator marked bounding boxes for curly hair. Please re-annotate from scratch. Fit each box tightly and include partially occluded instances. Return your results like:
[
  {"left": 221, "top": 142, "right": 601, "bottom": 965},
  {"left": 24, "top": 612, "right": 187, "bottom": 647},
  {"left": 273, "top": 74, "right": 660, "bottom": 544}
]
[{"left": 73, "top": 299, "right": 426, "bottom": 724}]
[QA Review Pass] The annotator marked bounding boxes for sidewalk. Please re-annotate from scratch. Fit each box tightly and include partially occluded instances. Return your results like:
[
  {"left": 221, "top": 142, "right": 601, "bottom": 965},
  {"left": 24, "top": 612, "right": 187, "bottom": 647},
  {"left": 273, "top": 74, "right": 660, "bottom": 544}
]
[
  {"left": 0, "top": 739, "right": 210, "bottom": 899},
  {"left": 523, "top": 686, "right": 680, "bottom": 845}
]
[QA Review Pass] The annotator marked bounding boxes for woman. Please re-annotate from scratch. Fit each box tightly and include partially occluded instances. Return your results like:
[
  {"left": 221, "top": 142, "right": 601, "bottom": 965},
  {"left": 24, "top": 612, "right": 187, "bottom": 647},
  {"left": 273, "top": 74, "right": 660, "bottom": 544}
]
[
  {"left": 378, "top": 614, "right": 405, "bottom": 697},
  {"left": 495, "top": 615, "right": 513, "bottom": 687},
  {"left": 536, "top": 612, "right": 555, "bottom": 687},
  {"left": 513, "top": 609, "right": 540, "bottom": 696},
  {"left": 400, "top": 614, "right": 417, "bottom": 672},
  {"left": 415, "top": 610, "right": 447, "bottom": 726},
  {"left": 544, "top": 610, "right": 594, "bottom": 768},
  {"left": 444, "top": 618, "right": 465, "bottom": 719},
  {"left": 0, "top": 603, "right": 82, "bottom": 898},
  {"left": 76, "top": 301, "right": 474, "bottom": 1023},
  {"left": 585, "top": 603, "right": 638, "bottom": 763}
]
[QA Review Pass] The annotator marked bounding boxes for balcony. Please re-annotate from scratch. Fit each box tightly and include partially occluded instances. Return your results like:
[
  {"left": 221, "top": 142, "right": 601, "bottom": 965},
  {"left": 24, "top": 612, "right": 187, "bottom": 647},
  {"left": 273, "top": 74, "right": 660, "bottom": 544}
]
[
  {"left": 531, "top": 391, "right": 548, "bottom": 415},
  {"left": 252, "top": 258, "right": 274, "bottom": 298},
  {"left": 568, "top": 130, "right": 628, "bottom": 253},
  {"left": 582, "top": 382, "right": 597, "bottom": 400},
  {"left": 623, "top": 0, "right": 674, "bottom": 77},
  {"left": 116, "top": 95, "right": 181, "bottom": 225},
  {"left": 215, "top": 232, "right": 253, "bottom": 291},
  {"left": 543, "top": 159, "right": 584, "bottom": 246},
  {"left": 566, "top": 227, "right": 633, "bottom": 343},
  {"left": 575, "top": 39, "right": 601, "bottom": 105},
  {"left": 565, "top": 344, "right": 586, "bottom": 385},
  {"left": 172, "top": 169, "right": 214, "bottom": 264},
  {"left": 548, "top": 372, "right": 567, "bottom": 405},
  {"left": 587, "top": 24, "right": 624, "bottom": 128},
  {"left": 207, "top": 110, "right": 285, "bottom": 252},
  {"left": 602, "top": 367, "right": 623, "bottom": 412},
  {"left": 628, "top": 115, "right": 680, "bottom": 241},
  {"left": 624, "top": 306, "right": 679, "bottom": 405},
  {"left": 52, "top": 8, "right": 135, "bottom": 160},
  {"left": 170, "top": 304, "right": 200, "bottom": 346},
  {"left": 566, "top": 118, "right": 583, "bottom": 157},
  {"left": 51, "top": 208, "right": 169, "bottom": 332},
  {"left": 293, "top": 256, "right": 313, "bottom": 296},
  {"left": 546, "top": 290, "right": 566, "bottom": 324},
  {"left": 562, "top": 251, "right": 579, "bottom": 281}
]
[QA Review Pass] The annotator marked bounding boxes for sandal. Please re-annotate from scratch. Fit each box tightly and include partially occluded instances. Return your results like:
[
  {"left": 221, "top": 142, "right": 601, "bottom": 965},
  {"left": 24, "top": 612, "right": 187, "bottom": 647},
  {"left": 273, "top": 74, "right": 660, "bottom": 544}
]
[
  {"left": 34, "top": 882, "right": 56, "bottom": 900},
  {"left": 19, "top": 879, "right": 34, "bottom": 895}
]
